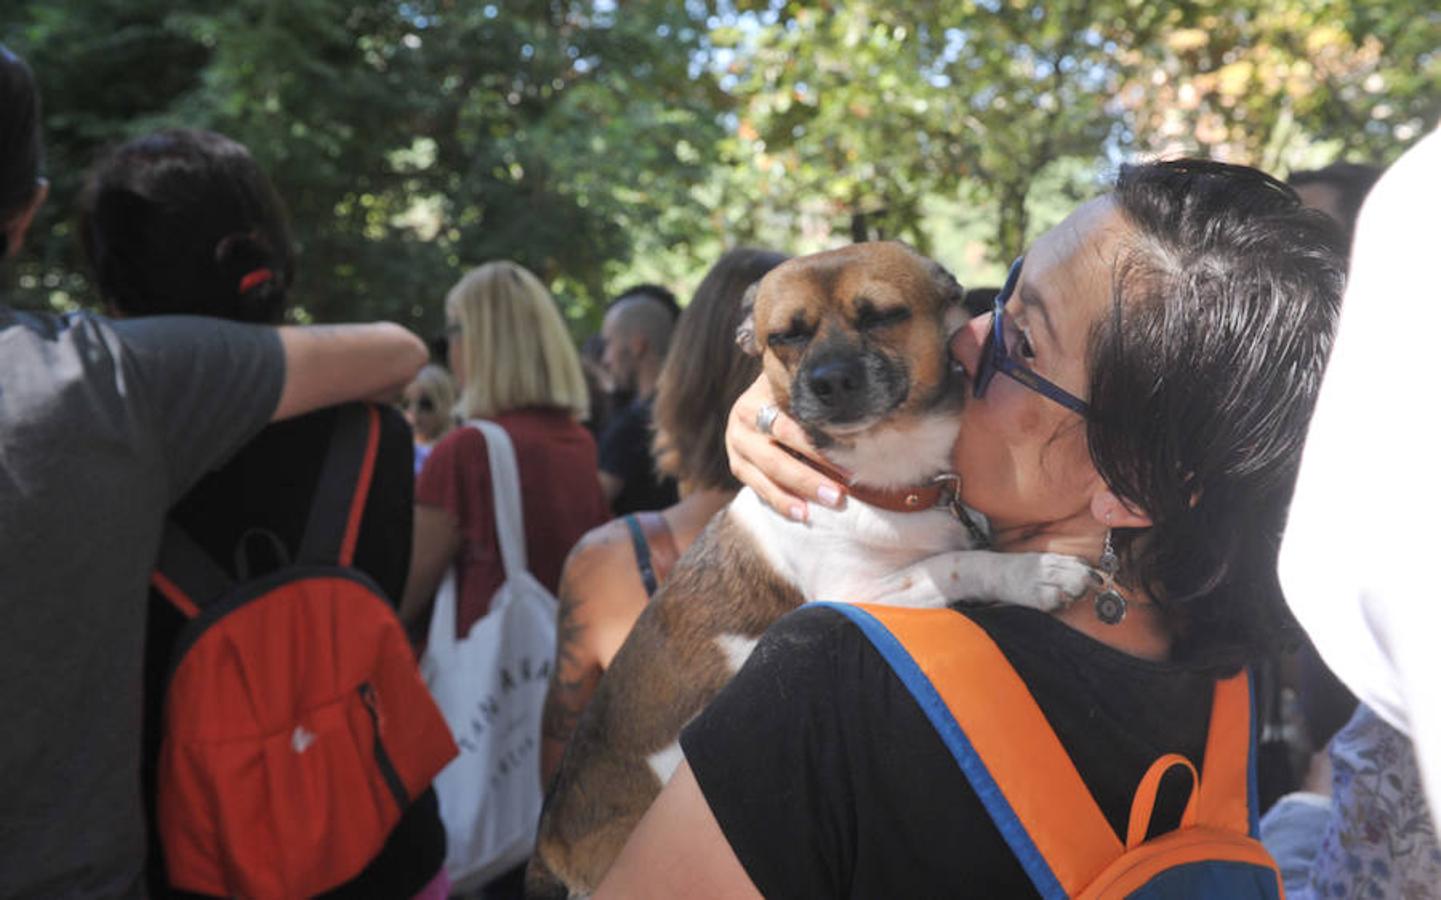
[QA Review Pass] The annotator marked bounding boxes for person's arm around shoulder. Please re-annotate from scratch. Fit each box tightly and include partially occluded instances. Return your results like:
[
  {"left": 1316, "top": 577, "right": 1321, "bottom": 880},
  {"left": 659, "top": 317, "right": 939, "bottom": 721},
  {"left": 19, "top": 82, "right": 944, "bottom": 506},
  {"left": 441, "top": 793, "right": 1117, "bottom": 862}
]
[
  {"left": 540, "top": 523, "right": 646, "bottom": 786},
  {"left": 273, "top": 322, "right": 426, "bottom": 422},
  {"left": 596, "top": 761, "right": 762, "bottom": 900},
  {"left": 108, "top": 315, "right": 422, "bottom": 502}
]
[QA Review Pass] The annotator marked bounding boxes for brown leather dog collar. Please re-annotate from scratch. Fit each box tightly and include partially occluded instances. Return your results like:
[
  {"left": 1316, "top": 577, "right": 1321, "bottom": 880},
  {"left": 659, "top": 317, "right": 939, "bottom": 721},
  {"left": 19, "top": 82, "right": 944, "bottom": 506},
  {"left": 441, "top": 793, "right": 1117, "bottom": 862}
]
[
  {"left": 848, "top": 474, "right": 950, "bottom": 513},
  {"left": 785, "top": 447, "right": 991, "bottom": 546},
  {"left": 791, "top": 450, "right": 951, "bottom": 514}
]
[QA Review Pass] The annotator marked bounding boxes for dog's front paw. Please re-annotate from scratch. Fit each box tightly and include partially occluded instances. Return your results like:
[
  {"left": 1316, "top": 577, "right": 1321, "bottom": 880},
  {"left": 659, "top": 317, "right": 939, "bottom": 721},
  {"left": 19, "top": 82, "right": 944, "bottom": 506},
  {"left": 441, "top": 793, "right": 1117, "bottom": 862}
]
[{"left": 1024, "top": 552, "right": 1096, "bottom": 612}]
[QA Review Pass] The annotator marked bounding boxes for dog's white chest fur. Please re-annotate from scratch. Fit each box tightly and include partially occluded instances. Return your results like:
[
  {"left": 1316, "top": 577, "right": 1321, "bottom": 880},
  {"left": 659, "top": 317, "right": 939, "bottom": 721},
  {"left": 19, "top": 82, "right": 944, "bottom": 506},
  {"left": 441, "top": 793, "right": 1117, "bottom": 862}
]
[
  {"left": 729, "top": 487, "right": 971, "bottom": 605},
  {"left": 724, "top": 486, "right": 1094, "bottom": 675}
]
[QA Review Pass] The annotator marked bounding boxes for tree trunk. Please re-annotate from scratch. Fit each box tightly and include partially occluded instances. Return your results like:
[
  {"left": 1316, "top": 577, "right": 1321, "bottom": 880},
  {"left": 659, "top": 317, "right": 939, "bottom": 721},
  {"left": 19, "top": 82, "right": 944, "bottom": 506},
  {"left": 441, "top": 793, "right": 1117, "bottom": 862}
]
[
  {"left": 850, "top": 208, "right": 870, "bottom": 243},
  {"left": 995, "top": 179, "right": 1030, "bottom": 264}
]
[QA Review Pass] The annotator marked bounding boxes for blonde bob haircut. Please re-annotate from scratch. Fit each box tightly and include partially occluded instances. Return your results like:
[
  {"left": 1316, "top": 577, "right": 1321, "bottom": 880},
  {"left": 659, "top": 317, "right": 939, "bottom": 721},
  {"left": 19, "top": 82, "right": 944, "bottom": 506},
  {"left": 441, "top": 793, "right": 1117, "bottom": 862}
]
[{"left": 446, "top": 260, "right": 589, "bottom": 420}]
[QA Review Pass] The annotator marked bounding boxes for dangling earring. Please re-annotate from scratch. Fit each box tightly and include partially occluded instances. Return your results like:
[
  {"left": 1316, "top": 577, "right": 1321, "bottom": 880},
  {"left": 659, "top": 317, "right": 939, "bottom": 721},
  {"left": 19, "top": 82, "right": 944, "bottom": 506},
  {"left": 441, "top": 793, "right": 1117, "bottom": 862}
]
[{"left": 1094, "top": 529, "right": 1128, "bottom": 625}]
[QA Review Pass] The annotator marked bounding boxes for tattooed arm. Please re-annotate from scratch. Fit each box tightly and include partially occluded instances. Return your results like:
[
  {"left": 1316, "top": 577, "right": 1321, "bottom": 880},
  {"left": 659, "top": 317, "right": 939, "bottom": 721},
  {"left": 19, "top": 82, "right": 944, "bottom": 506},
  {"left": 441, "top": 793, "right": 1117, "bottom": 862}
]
[
  {"left": 541, "top": 567, "right": 603, "bottom": 788},
  {"left": 540, "top": 521, "right": 651, "bottom": 788}
]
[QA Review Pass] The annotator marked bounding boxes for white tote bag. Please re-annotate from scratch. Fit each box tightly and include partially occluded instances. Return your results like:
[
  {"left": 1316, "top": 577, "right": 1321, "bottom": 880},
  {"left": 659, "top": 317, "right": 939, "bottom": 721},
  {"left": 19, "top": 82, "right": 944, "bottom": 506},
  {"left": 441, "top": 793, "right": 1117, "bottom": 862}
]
[{"left": 421, "top": 420, "right": 558, "bottom": 892}]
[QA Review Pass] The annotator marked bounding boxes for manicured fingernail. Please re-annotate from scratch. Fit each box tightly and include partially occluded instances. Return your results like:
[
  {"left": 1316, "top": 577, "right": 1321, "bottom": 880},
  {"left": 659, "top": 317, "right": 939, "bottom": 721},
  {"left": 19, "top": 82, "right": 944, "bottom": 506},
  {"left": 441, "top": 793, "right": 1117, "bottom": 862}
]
[
  {"left": 817, "top": 484, "right": 842, "bottom": 507},
  {"left": 789, "top": 503, "right": 808, "bottom": 522}
]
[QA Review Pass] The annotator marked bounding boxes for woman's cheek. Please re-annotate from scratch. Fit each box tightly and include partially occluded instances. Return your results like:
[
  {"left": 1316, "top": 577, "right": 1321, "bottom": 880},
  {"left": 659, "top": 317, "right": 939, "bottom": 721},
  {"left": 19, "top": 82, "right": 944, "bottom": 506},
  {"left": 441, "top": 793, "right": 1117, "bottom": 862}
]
[
  {"left": 1012, "top": 402, "right": 1049, "bottom": 439},
  {"left": 951, "top": 412, "right": 1003, "bottom": 487}
]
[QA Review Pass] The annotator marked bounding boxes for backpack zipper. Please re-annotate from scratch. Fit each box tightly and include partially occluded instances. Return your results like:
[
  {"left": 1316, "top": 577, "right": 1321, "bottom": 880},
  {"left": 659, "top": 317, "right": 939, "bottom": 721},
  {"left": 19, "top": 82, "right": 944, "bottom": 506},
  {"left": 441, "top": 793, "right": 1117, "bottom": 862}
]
[{"left": 359, "top": 682, "right": 410, "bottom": 809}]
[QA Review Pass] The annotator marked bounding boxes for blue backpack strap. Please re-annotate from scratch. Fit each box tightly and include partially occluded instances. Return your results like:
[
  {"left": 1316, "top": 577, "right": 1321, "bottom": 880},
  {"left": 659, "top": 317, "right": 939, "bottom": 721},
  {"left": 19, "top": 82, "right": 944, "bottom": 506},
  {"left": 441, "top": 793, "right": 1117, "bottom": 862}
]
[
  {"left": 623, "top": 514, "right": 659, "bottom": 597},
  {"left": 817, "top": 602, "right": 1123, "bottom": 898}
]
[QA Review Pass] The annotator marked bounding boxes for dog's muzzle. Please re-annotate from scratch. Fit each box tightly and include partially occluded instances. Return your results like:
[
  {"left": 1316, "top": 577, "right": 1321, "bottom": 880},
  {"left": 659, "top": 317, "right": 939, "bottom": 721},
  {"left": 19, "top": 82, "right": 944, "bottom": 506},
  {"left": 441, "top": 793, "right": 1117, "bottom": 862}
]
[
  {"left": 805, "top": 357, "right": 867, "bottom": 412},
  {"left": 791, "top": 349, "right": 907, "bottom": 429}
]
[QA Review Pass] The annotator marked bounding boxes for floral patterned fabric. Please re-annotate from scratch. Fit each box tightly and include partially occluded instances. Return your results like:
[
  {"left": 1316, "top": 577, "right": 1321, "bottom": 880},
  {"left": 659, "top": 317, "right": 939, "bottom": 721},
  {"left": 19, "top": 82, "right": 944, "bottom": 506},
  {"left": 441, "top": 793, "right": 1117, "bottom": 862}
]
[{"left": 1272, "top": 704, "right": 1441, "bottom": 899}]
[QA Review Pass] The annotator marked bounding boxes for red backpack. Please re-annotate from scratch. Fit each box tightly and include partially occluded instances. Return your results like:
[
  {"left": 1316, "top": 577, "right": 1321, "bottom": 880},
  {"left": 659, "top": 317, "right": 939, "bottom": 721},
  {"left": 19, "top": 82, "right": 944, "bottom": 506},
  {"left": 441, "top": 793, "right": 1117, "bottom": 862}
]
[
  {"left": 149, "top": 404, "right": 458, "bottom": 898},
  {"left": 824, "top": 603, "right": 1284, "bottom": 899}
]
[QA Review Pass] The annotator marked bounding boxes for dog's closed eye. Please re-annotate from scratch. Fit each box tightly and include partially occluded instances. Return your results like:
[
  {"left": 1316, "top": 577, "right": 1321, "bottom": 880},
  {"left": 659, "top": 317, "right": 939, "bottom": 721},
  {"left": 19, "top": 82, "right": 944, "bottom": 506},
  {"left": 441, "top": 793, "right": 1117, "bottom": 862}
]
[
  {"left": 855, "top": 303, "right": 911, "bottom": 331},
  {"left": 767, "top": 315, "right": 816, "bottom": 348}
]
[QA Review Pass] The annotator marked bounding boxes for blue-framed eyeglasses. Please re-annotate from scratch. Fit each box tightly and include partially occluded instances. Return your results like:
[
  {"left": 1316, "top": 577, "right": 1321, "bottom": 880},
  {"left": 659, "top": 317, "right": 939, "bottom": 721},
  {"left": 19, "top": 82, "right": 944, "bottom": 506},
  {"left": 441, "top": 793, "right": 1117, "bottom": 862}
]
[{"left": 973, "top": 257, "right": 1091, "bottom": 416}]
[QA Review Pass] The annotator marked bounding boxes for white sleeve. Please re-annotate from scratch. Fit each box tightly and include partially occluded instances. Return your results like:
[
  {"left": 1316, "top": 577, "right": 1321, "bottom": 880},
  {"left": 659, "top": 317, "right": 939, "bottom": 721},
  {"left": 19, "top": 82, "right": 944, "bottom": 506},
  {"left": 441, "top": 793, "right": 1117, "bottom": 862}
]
[{"left": 1280, "top": 124, "right": 1441, "bottom": 821}]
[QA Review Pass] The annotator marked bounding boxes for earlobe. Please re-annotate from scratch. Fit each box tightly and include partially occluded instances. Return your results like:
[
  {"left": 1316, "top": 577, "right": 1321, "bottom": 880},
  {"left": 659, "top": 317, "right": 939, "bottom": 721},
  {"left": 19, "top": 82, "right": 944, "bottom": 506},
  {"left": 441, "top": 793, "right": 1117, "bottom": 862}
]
[{"left": 1090, "top": 489, "right": 1152, "bottom": 529}]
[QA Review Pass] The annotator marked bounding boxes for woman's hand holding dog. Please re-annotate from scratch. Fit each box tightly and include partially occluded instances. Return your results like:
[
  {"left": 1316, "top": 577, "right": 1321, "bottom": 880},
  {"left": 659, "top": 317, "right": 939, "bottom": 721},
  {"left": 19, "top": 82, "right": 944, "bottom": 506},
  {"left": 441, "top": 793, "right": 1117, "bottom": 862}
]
[{"left": 726, "top": 376, "right": 848, "bottom": 522}]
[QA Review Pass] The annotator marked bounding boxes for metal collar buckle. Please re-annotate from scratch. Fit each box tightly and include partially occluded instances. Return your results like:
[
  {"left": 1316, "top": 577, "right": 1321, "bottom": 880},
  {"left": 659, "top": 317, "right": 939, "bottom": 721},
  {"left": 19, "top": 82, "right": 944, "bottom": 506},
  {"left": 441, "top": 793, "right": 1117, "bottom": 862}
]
[{"left": 932, "top": 472, "right": 990, "bottom": 548}]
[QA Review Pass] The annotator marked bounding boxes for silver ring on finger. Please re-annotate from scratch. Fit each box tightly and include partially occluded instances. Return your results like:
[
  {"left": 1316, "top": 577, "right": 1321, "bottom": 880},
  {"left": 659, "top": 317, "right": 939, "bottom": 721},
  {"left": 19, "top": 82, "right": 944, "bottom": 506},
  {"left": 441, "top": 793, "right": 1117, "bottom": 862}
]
[{"left": 755, "top": 403, "right": 780, "bottom": 437}]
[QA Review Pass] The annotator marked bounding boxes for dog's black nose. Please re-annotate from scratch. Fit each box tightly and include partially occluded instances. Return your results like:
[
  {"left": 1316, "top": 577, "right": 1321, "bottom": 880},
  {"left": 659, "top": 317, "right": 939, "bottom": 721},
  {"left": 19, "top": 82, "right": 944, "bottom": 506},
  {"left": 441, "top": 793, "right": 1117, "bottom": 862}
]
[{"left": 805, "top": 357, "right": 867, "bottom": 408}]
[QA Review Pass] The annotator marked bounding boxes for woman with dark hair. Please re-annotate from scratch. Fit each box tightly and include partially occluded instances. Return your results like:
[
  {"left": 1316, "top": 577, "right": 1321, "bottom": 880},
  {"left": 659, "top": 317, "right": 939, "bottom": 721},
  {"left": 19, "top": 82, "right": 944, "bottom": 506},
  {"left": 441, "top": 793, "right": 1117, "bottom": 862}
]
[
  {"left": 81, "top": 128, "right": 295, "bottom": 323},
  {"left": 80, "top": 128, "right": 446, "bottom": 900},
  {"left": 538, "top": 247, "right": 787, "bottom": 786},
  {"left": 1, "top": 47, "right": 425, "bottom": 899},
  {"left": 597, "top": 160, "right": 1346, "bottom": 897}
]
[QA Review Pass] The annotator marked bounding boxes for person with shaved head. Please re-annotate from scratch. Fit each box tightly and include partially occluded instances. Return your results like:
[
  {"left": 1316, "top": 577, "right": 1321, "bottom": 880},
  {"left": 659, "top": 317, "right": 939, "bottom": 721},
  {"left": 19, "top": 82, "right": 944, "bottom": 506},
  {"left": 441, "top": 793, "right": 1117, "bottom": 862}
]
[{"left": 596, "top": 287, "right": 680, "bottom": 514}]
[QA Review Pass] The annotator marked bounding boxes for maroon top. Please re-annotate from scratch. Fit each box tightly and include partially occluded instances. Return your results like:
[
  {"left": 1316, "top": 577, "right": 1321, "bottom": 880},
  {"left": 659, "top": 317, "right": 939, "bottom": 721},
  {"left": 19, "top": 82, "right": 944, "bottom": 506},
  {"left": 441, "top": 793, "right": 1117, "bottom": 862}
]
[{"left": 417, "top": 407, "right": 610, "bottom": 637}]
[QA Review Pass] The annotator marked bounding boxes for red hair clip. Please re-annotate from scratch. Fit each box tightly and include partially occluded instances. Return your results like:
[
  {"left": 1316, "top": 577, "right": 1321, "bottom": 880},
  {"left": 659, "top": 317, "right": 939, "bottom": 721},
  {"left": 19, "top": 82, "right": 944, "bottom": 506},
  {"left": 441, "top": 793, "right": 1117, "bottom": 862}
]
[{"left": 238, "top": 268, "right": 275, "bottom": 294}]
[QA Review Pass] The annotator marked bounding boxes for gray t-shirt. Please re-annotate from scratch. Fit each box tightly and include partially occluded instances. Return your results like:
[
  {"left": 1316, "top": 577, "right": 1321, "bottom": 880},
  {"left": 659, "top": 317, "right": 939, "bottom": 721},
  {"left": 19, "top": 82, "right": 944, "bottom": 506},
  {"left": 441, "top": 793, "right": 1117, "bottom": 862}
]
[{"left": 0, "top": 309, "right": 284, "bottom": 898}]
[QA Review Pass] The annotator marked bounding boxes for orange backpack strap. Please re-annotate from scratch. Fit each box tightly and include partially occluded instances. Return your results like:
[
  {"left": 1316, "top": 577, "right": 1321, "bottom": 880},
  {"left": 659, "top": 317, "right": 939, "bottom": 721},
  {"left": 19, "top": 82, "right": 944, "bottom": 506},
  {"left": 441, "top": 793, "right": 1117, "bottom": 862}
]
[
  {"left": 818, "top": 602, "right": 1122, "bottom": 898},
  {"left": 1120, "top": 668, "right": 1257, "bottom": 848},
  {"left": 822, "top": 602, "right": 1263, "bottom": 899},
  {"left": 1195, "top": 667, "right": 1259, "bottom": 836},
  {"left": 296, "top": 403, "right": 381, "bottom": 567},
  {"left": 1124, "top": 754, "right": 1199, "bottom": 849}
]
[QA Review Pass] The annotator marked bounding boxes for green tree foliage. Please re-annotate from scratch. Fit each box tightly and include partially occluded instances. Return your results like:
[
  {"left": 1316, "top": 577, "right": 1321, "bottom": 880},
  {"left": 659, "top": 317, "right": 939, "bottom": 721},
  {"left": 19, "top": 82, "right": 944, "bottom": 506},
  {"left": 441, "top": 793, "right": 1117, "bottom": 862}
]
[
  {"left": 716, "top": 0, "right": 1438, "bottom": 270},
  {"left": 4, "top": 1, "right": 1436, "bottom": 325},
  {"left": 4, "top": 0, "right": 726, "bottom": 336},
  {"left": 1112, "top": 1, "right": 1441, "bottom": 173}
]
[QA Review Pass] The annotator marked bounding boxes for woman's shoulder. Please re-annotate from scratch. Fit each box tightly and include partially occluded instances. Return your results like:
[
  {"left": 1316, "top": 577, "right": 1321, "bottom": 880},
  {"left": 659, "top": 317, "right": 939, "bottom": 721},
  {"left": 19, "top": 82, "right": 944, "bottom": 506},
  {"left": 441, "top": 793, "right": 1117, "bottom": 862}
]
[
  {"left": 497, "top": 407, "right": 595, "bottom": 447},
  {"left": 761, "top": 602, "right": 1214, "bottom": 709},
  {"left": 565, "top": 517, "right": 633, "bottom": 570},
  {"left": 563, "top": 519, "right": 632, "bottom": 584},
  {"left": 431, "top": 420, "right": 484, "bottom": 451},
  {"left": 559, "top": 519, "right": 647, "bottom": 608},
  {"left": 421, "top": 421, "right": 491, "bottom": 475}
]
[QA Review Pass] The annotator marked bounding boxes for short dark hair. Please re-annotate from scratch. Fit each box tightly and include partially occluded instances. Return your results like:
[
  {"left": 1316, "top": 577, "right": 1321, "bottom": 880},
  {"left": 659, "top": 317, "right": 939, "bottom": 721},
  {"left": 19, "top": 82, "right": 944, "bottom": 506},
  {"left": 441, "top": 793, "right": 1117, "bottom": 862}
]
[
  {"left": 652, "top": 248, "right": 787, "bottom": 491},
  {"left": 0, "top": 44, "right": 44, "bottom": 254},
  {"left": 1090, "top": 159, "right": 1346, "bottom": 670},
  {"left": 80, "top": 129, "right": 294, "bottom": 323},
  {"left": 613, "top": 282, "right": 680, "bottom": 319},
  {"left": 962, "top": 286, "right": 1000, "bottom": 319},
  {"left": 1288, "top": 162, "right": 1383, "bottom": 237}
]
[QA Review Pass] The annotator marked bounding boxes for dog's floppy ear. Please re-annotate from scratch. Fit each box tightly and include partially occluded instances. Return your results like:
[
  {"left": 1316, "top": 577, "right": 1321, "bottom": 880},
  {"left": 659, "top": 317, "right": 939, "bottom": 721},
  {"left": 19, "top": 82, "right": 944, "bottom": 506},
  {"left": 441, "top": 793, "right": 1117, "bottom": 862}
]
[
  {"left": 735, "top": 281, "right": 761, "bottom": 356},
  {"left": 926, "top": 258, "right": 965, "bottom": 309}
]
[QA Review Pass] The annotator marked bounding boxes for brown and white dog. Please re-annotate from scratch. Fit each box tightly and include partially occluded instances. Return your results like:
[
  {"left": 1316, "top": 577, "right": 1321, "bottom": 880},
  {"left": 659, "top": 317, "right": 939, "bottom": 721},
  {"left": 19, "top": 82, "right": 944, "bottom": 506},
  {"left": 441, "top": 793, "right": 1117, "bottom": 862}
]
[{"left": 526, "top": 242, "right": 1091, "bottom": 897}]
